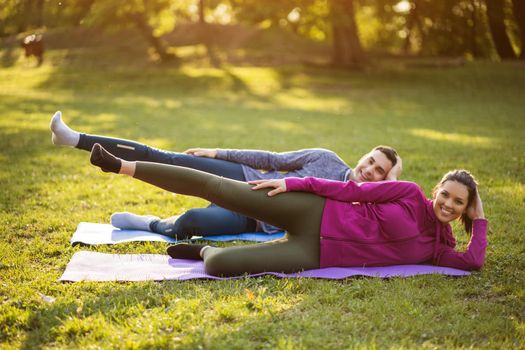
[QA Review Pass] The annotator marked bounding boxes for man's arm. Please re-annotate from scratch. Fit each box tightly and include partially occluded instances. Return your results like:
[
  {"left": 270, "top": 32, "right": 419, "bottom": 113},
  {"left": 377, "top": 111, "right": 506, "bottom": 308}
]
[
  {"left": 184, "top": 148, "right": 217, "bottom": 158},
  {"left": 385, "top": 155, "right": 403, "bottom": 181},
  {"left": 185, "top": 148, "right": 330, "bottom": 172}
]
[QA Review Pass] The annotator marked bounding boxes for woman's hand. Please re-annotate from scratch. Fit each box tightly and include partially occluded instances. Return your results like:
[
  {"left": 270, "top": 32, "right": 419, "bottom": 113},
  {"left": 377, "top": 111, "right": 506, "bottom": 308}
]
[
  {"left": 249, "top": 179, "right": 287, "bottom": 197},
  {"left": 385, "top": 155, "right": 403, "bottom": 181},
  {"left": 184, "top": 148, "right": 217, "bottom": 158},
  {"left": 466, "top": 189, "right": 485, "bottom": 220}
]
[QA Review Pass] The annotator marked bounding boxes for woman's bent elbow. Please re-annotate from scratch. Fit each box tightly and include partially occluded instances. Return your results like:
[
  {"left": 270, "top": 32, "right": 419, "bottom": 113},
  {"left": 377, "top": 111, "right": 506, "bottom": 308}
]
[
  {"left": 467, "top": 258, "right": 485, "bottom": 271},
  {"left": 472, "top": 262, "right": 485, "bottom": 271}
]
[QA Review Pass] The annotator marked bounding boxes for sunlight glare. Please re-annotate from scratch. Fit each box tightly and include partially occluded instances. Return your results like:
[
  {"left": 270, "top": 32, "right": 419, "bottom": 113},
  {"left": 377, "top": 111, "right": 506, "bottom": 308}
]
[
  {"left": 211, "top": 4, "right": 232, "bottom": 24},
  {"left": 408, "top": 128, "right": 494, "bottom": 146},
  {"left": 287, "top": 8, "right": 301, "bottom": 23},
  {"left": 393, "top": 0, "right": 412, "bottom": 14}
]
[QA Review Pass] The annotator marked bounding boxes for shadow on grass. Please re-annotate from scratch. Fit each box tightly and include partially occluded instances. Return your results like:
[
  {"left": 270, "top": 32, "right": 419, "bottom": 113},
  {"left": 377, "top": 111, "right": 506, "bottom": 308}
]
[
  {"left": 19, "top": 278, "right": 311, "bottom": 348},
  {"left": 18, "top": 277, "right": 341, "bottom": 348},
  {"left": 1, "top": 43, "right": 19, "bottom": 67},
  {"left": 20, "top": 282, "right": 168, "bottom": 349},
  {"left": 33, "top": 63, "right": 262, "bottom": 101},
  {"left": 19, "top": 273, "right": 517, "bottom": 349},
  {"left": 0, "top": 121, "right": 69, "bottom": 214}
]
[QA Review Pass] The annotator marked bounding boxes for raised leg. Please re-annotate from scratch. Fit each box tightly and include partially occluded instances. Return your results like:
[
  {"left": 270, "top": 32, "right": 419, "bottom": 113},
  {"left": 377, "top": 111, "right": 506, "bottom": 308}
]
[
  {"left": 130, "top": 161, "right": 325, "bottom": 276},
  {"left": 132, "top": 161, "right": 324, "bottom": 235},
  {"left": 78, "top": 134, "right": 246, "bottom": 180}
]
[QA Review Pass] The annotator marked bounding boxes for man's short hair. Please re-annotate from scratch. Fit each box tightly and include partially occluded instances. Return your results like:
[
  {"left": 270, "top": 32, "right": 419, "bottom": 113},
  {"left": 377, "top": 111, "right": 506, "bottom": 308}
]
[{"left": 373, "top": 145, "right": 398, "bottom": 167}]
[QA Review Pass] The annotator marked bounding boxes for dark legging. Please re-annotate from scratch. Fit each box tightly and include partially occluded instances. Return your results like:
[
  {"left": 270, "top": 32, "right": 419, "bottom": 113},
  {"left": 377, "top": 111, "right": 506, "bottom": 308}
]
[
  {"left": 77, "top": 133, "right": 258, "bottom": 237},
  {"left": 133, "top": 162, "right": 325, "bottom": 277}
]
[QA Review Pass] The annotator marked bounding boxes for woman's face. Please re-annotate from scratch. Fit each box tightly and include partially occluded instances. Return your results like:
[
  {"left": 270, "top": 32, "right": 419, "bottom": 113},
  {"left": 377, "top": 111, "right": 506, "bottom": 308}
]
[{"left": 433, "top": 180, "right": 469, "bottom": 224}]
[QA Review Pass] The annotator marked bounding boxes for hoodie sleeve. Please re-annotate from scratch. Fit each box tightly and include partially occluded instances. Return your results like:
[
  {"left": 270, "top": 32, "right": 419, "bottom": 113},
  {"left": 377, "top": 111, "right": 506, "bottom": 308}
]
[
  {"left": 216, "top": 148, "right": 331, "bottom": 172},
  {"left": 285, "top": 177, "right": 421, "bottom": 203},
  {"left": 434, "top": 219, "right": 488, "bottom": 271}
]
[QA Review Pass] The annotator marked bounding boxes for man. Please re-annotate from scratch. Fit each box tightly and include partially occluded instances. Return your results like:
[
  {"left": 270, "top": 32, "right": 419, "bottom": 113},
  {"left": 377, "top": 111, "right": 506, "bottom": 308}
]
[{"left": 51, "top": 111, "right": 402, "bottom": 238}]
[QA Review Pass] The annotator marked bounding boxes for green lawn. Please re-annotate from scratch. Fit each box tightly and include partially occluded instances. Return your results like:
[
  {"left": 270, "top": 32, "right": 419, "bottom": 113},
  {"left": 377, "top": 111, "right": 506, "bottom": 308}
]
[{"left": 1, "top": 47, "right": 524, "bottom": 348}]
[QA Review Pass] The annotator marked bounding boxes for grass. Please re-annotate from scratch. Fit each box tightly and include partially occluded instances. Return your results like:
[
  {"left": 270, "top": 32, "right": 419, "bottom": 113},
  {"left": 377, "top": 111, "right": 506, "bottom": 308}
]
[{"left": 1, "top": 40, "right": 525, "bottom": 349}]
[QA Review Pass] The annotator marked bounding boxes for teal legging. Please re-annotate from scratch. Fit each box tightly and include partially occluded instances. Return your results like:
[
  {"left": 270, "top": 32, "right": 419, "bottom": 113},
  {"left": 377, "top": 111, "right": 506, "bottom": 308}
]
[{"left": 133, "top": 161, "right": 326, "bottom": 277}]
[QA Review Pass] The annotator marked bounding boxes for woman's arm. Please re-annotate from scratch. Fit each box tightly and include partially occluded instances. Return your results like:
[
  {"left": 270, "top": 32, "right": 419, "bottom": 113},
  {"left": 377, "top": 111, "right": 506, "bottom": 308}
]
[
  {"left": 435, "top": 191, "right": 487, "bottom": 270},
  {"left": 251, "top": 177, "right": 421, "bottom": 203},
  {"left": 286, "top": 177, "right": 421, "bottom": 202},
  {"left": 249, "top": 179, "right": 287, "bottom": 196},
  {"left": 435, "top": 219, "right": 488, "bottom": 270}
]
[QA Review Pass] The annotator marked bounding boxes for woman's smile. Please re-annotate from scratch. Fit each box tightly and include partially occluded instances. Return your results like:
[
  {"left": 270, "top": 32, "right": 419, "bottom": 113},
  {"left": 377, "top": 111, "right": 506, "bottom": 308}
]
[{"left": 433, "top": 180, "right": 469, "bottom": 223}]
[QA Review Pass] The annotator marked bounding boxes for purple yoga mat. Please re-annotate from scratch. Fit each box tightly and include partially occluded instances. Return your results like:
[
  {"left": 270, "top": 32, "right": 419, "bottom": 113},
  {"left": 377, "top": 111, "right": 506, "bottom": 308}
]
[{"left": 59, "top": 251, "right": 470, "bottom": 282}]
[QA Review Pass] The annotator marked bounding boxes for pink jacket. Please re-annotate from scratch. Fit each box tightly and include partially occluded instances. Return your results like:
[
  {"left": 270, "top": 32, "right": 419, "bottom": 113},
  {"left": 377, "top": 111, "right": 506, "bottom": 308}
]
[{"left": 285, "top": 177, "right": 488, "bottom": 270}]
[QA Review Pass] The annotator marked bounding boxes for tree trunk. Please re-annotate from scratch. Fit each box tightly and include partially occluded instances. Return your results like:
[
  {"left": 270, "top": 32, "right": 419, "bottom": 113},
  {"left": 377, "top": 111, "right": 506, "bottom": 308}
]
[
  {"left": 485, "top": 0, "right": 517, "bottom": 59},
  {"left": 196, "top": 0, "right": 220, "bottom": 67},
  {"left": 468, "top": 0, "right": 484, "bottom": 57},
  {"left": 75, "top": 0, "right": 95, "bottom": 25},
  {"left": 128, "top": 12, "right": 179, "bottom": 63},
  {"left": 403, "top": 1, "right": 418, "bottom": 54},
  {"left": 18, "top": 0, "right": 32, "bottom": 32},
  {"left": 35, "top": 0, "right": 44, "bottom": 27},
  {"left": 512, "top": 0, "right": 525, "bottom": 58},
  {"left": 199, "top": 0, "right": 205, "bottom": 24},
  {"left": 329, "top": 0, "right": 366, "bottom": 68}
]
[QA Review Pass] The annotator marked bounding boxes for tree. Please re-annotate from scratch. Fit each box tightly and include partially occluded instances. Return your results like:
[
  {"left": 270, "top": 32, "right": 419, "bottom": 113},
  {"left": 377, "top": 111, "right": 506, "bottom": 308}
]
[
  {"left": 230, "top": 0, "right": 366, "bottom": 67},
  {"left": 196, "top": 0, "right": 221, "bottom": 67},
  {"left": 485, "top": 0, "right": 517, "bottom": 58},
  {"left": 87, "top": 0, "right": 179, "bottom": 62},
  {"left": 329, "top": 0, "right": 366, "bottom": 67},
  {"left": 512, "top": 0, "right": 525, "bottom": 58}
]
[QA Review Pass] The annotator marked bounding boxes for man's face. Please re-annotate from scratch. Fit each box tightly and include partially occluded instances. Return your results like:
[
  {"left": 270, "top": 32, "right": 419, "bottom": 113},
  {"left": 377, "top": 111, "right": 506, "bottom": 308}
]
[{"left": 353, "top": 150, "right": 393, "bottom": 182}]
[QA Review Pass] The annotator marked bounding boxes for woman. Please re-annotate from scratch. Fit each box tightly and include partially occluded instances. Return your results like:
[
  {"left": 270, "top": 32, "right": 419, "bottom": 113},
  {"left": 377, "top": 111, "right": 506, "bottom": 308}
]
[
  {"left": 89, "top": 143, "right": 487, "bottom": 277},
  {"left": 51, "top": 111, "right": 401, "bottom": 239}
]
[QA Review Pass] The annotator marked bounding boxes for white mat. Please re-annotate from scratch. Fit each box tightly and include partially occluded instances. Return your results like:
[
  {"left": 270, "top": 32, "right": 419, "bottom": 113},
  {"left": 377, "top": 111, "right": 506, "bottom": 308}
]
[
  {"left": 60, "top": 251, "right": 193, "bottom": 281},
  {"left": 59, "top": 251, "right": 471, "bottom": 282}
]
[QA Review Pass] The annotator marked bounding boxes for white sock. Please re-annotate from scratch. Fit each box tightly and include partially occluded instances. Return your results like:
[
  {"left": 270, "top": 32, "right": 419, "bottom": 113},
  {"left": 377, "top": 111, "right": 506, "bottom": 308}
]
[
  {"left": 110, "top": 212, "right": 160, "bottom": 231},
  {"left": 50, "top": 111, "right": 80, "bottom": 147}
]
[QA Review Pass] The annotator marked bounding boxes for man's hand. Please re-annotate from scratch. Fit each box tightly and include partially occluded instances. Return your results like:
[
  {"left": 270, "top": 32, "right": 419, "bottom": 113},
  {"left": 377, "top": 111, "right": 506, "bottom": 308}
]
[
  {"left": 184, "top": 148, "right": 218, "bottom": 158},
  {"left": 466, "top": 189, "right": 485, "bottom": 220},
  {"left": 385, "top": 155, "right": 403, "bottom": 181},
  {"left": 249, "top": 179, "right": 287, "bottom": 196}
]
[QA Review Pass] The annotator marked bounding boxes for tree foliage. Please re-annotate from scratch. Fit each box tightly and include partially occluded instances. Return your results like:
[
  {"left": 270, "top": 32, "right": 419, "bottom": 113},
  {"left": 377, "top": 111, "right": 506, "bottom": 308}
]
[
  {"left": 1, "top": 0, "right": 523, "bottom": 63},
  {"left": 84, "top": 0, "right": 179, "bottom": 62}
]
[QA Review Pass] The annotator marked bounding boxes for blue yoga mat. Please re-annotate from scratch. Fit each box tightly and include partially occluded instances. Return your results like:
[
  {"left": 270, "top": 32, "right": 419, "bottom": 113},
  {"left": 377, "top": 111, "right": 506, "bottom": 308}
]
[{"left": 70, "top": 222, "right": 285, "bottom": 246}]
